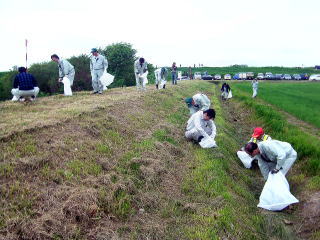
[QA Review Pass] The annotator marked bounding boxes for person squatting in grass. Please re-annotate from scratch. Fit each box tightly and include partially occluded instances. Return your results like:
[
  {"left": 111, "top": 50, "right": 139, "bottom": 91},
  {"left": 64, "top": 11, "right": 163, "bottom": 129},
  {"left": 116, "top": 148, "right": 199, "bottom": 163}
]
[
  {"left": 185, "top": 93, "right": 211, "bottom": 115},
  {"left": 11, "top": 67, "right": 39, "bottom": 102},
  {"left": 154, "top": 67, "right": 168, "bottom": 89},
  {"left": 221, "top": 82, "right": 231, "bottom": 100},
  {"left": 252, "top": 79, "right": 259, "bottom": 98},
  {"left": 134, "top": 57, "right": 148, "bottom": 91},
  {"left": 244, "top": 140, "right": 297, "bottom": 180},
  {"left": 90, "top": 48, "right": 108, "bottom": 94},
  {"left": 185, "top": 109, "right": 217, "bottom": 144}
]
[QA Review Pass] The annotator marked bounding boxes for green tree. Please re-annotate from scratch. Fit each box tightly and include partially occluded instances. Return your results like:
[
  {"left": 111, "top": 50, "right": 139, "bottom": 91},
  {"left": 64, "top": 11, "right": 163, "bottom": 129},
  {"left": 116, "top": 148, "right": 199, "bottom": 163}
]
[{"left": 102, "top": 42, "right": 137, "bottom": 87}]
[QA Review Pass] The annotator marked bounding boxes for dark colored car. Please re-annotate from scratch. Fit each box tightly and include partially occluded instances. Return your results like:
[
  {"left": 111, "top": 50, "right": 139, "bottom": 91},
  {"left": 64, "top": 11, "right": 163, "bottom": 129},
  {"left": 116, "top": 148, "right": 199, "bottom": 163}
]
[
  {"left": 274, "top": 74, "right": 283, "bottom": 80},
  {"left": 293, "top": 74, "right": 301, "bottom": 80},
  {"left": 300, "top": 73, "right": 309, "bottom": 80},
  {"left": 265, "top": 73, "right": 275, "bottom": 80},
  {"left": 202, "top": 73, "right": 213, "bottom": 80},
  {"left": 233, "top": 73, "right": 240, "bottom": 80}
]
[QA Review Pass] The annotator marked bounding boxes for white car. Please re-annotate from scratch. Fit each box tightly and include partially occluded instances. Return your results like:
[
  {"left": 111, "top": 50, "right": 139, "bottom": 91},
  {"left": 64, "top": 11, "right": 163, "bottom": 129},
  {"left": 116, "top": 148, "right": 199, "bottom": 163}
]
[
  {"left": 224, "top": 74, "right": 231, "bottom": 80},
  {"left": 257, "top": 73, "right": 264, "bottom": 80},
  {"left": 194, "top": 72, "right": 202, "bottom": 80},
  {"left": 309, "top": 74, "right": 320, "bottom": 81}
]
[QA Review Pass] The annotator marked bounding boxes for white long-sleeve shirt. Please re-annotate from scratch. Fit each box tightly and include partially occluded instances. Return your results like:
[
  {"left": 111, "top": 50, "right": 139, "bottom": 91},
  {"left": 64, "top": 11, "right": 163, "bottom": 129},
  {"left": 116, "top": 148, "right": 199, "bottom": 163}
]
[
  {"left": 252, "top": 81, "right": 258, "bottom": 89},
  {"left": 258, "top": 140, "right": 295, "bottom": 170},
  {"left": 134, "top": 59, "right": 148, "bottom": 75},
  {"left": 90, "top": 54, "right": 108, "bottom": 71},
  {"left": 193, "top": 93, "right": 211, "bottom": 111},
  {"left": 58, "top": 59, "right": 74, "bottom": 78},
  {"left": 186, "top": 111, "right": 216, "bottom": 139}
]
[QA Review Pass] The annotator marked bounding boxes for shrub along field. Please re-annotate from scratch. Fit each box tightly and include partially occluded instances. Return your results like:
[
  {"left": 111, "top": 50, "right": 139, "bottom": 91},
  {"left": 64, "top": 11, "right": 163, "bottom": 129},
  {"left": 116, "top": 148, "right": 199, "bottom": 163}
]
[
  {"left": 232, "top": 81, "right": 320, "bottom": 128},
  {"left": 0, "top": 81, "right": 299, "bottom": 239}
]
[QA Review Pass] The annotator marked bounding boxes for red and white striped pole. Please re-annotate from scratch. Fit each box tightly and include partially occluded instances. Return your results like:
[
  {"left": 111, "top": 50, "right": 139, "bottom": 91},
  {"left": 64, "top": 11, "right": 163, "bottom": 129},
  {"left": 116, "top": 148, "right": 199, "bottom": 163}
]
[{"left": 25, "top": 39, "right": 28, "bottom": 70}]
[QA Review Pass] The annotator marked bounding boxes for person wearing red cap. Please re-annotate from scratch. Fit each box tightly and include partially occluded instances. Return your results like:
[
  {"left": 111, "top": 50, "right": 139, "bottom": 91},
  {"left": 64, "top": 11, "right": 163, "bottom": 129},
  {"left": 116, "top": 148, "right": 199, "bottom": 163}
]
[
  {"left": 249, "top": 127, "right": 271, "bottom": 143},
  {"left": 237, "top": 127, "right": 272, "bottom": 169}
]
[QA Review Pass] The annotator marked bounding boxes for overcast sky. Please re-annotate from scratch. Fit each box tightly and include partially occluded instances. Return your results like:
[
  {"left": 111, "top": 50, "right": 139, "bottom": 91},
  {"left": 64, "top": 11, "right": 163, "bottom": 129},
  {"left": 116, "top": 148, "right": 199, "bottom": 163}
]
[{"left": 0, "top": 0, "right": 319, "bottom": 71}]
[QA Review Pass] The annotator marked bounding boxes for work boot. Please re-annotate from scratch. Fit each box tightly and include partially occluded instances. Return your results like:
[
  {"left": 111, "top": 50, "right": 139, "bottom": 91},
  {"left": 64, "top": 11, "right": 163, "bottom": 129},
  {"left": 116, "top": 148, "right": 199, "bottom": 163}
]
[
  {"left": 156, "top": 84, "right": 158, "bottom": 89},
  {"left": 197, "top": 136, "right": 204, "bottom": 143},
  {"left": 163, "top": 84, "right": 166, "bottom": 89}
]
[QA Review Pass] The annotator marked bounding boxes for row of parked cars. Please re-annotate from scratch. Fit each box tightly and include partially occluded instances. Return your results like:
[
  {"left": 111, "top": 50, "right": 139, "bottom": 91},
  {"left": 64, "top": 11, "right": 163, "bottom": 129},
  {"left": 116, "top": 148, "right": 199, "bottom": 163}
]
[{"left": 194, "top": 72, "right": 320, "bottom": 81}]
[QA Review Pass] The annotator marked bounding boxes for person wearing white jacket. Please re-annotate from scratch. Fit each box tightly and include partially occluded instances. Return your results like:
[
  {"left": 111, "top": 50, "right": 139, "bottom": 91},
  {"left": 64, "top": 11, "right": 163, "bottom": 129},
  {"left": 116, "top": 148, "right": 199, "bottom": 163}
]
[
  {"left": 185, "top": 109, "right": 216, "bottom": 143},
  {"left": 185, "top": 93, "right": 211, "bottom": 115},
  {"left": 244, "top": 140, "right": 297, "bottom": 180},
  {"left": 90, "top": 48, "right": 108, "bottom": 94},
  {"left": 154, "top": 67, "right": 168, "bottom": 89},
  {"left": 252, "top": 80, "right": 258, "bottom": 98},
  {"left": 134, "top": 58, "right": 148, "bottom": 91},
  {"left": 51, "top": 54, "right": 75, "bottom": 86}
]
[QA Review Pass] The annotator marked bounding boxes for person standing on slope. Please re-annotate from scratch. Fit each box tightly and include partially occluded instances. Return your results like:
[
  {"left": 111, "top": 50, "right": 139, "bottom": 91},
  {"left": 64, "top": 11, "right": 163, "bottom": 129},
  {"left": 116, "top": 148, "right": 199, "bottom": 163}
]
[
  {"left": 252, "top": 79, "right": 259, "bottom": 98},
  {"left": 171, "top": 62, "right": 178, "bottom": 85},
  {"left": 90, "top": 48, "right": 108, "bottom": 94}
]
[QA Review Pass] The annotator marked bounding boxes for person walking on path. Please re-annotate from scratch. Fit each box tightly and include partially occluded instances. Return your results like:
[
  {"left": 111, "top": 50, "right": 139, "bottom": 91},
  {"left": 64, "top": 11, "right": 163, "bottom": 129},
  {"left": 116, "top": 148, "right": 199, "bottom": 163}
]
[
  {"left": 90, "top": 48, "right": 108, "bottom": 94},
  {"left": 185, "top": 93, "right": 211, "bottom": 115},
  {"left": 11, "top": 67, "right": 39, "bottom": 101},
  {"left": 171, "top": 62, "right": 177, "bottom": 85},
  {"left": 245, "top": 140, "right": 297, "bottom": 180},
  {"left": 221, "top": 82, "right": 231, "bottom": 100},
  {"left": 134, "top": 58, "right": 148, "bottom": 91},
  {"left": 252, "top": 79, "right": 259, "bottom": 98}
]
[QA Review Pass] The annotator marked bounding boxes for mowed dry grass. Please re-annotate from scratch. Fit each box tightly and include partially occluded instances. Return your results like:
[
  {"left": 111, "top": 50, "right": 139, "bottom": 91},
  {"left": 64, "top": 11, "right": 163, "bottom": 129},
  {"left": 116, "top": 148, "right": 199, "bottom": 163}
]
[
  {"left": 0, "top": 87, "right": 144, "bottom": 140},
  {"left": 0, "top": 82, "right": 198, "bottom": 239}
]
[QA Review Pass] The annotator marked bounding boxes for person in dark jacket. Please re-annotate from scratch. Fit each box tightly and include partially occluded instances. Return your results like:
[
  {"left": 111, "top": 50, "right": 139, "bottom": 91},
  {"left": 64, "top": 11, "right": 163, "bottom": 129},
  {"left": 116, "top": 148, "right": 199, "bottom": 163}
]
[
  {"left": 221, "top": 82, "right": 231, "bottom": 100},
  {"left": 11, "top": 67, "right": 39, "bottom": 101}
]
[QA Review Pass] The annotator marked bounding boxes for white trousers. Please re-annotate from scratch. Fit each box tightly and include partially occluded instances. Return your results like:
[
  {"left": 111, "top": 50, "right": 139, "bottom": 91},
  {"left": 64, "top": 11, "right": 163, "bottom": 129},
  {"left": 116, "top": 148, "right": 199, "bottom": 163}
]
[
  {"left": 11, "top": 87, "right": 39, "bottom": 101},
  {"left": 258, "top": 150, "right": 297, "bottom": 180},
  {"left": 91, "top": 69, "right": 104, "bottom": 93},
  {"left": 185, "top": 127, "right": 212, "bottom": 141},
  {"left": 135, "top": 73, "right": 147, "bottom": 91},
  {"left": 252, "top": 88, "right": 258, "bottom": 98}
]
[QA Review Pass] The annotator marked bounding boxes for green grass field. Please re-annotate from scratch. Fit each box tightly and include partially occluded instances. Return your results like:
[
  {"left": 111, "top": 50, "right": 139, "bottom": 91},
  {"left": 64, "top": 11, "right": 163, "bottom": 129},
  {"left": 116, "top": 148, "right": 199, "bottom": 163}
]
[{"left": 232, "top": 82, "right": 320, "bottom": 128}]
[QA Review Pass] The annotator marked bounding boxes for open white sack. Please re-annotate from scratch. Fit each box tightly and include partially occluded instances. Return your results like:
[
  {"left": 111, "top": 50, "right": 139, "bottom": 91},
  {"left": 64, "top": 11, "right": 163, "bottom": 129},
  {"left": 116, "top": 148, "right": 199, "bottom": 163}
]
[
  {"left": 140, "top": 71, "right": 148, "bottom": 85},
  {"left": 258, "top": 172, "right": 299, "bottom": 211},
  {"left": 199, "top": 137, "right": 217, "bottom": 148},
  {"left": 237, "top": 151, "right": 252, "bottom": 169},
  {"left": 227, "top": 90, "right": 232, "bottom": 98},
  {"left": 62, "top": 77, "right": 72, "bottom": 96},
  {"left": 100, "top": 71, "right": 114, "bottom": 90}
]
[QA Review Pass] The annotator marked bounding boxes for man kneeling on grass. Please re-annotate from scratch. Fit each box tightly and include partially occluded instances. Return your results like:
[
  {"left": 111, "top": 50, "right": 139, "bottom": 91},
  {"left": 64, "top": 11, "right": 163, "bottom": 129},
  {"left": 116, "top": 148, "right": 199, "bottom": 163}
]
[
  {"left": 11, "top": 67, "right": 39, "bottom": 102},
  {"left": 244, "top": 140, "right": 297, "bottom": 180},
  {"left": 185, "top": 109, "right": 216, "bottom": 145}
]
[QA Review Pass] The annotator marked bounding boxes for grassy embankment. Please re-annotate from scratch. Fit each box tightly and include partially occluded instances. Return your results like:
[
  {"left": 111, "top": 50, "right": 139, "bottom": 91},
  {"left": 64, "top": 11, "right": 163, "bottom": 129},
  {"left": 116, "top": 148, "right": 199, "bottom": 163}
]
[
  {"left": 0, "top": 81, "right": 296, "bottom": 239},
  {"left": 231, "top": 82, "right": 320, "bottom": 190}
]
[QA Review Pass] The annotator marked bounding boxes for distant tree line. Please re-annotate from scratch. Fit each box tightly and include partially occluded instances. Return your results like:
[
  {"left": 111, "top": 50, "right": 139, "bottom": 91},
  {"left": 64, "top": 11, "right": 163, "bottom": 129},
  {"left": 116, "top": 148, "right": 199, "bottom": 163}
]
[{"left": 0, "top": 42, "right": 155, "bottom": 101}]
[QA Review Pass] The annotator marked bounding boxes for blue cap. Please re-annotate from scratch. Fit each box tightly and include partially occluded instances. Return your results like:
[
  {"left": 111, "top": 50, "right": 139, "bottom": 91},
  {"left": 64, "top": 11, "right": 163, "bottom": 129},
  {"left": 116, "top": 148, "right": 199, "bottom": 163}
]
[{"left": 91, "top": 48, "right": 98, "bottom": 53}]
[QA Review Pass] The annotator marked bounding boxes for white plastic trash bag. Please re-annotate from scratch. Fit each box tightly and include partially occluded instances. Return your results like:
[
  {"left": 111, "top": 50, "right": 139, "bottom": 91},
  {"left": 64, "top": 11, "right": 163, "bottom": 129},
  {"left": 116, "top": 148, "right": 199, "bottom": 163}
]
[
  {"left": 258, "top": 172, "right": 299, "bottom": 211},
  {"left": 237, "top": 151, "right": 252, "bottom": 169},
  {"left": 140, "top": 71, "right": 148, "bottom": 85},
  {"left": 227, "top": 90, "right": 232, "bottom": 98},
  {"left": 199, "top": 137, "right": 217, "bottom": 148},
  {"left": 100, "top": 71, "right": 114, "bottom": 90},
  {"left": 62, "top": 77, "right": 72, "bottom": 96}
]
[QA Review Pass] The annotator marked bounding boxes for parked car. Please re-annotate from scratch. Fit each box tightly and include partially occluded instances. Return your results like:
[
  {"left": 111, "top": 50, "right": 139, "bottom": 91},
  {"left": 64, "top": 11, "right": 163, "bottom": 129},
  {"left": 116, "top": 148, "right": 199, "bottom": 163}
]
[
  {"left": 309, "top": 74, "right": 320, "bottom": 81},
  {"left": 224, "top": 74, "right": 231, "bottom": 80},
  {"left": 300, "top": 73, "right": 309, "bottom": 80},
  {"left": 194, "top": 72, "right": 202, "bottom": 80},
  {"left": 274, "top": 74, "right": 283, "bottom": 80},
  {"left": 292, "top": 74, "right": 301, "bottom": 80},
  {"left": 202, "top": 73, "right": 213, "bottom": 80},
  {"left": 233, "top": 73, "right": 240, "bottom": 80},
  {"left": 265, "top": 72, "right": 274, "bottom": 80},
  {"left": 282, "top": 74, "right": 292, "bottom": 80},
  {"left": 239, "top": 72, "right": 247, "bottom": 80},
  {"left": 246, "top": 72, "right": 254, "bottom": 80},
  {"left": 257, "top": 73, "right": 264, "bottom": 80},
  {"left": 214, "top": 74, "right": 221, "bottom": 80}
]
